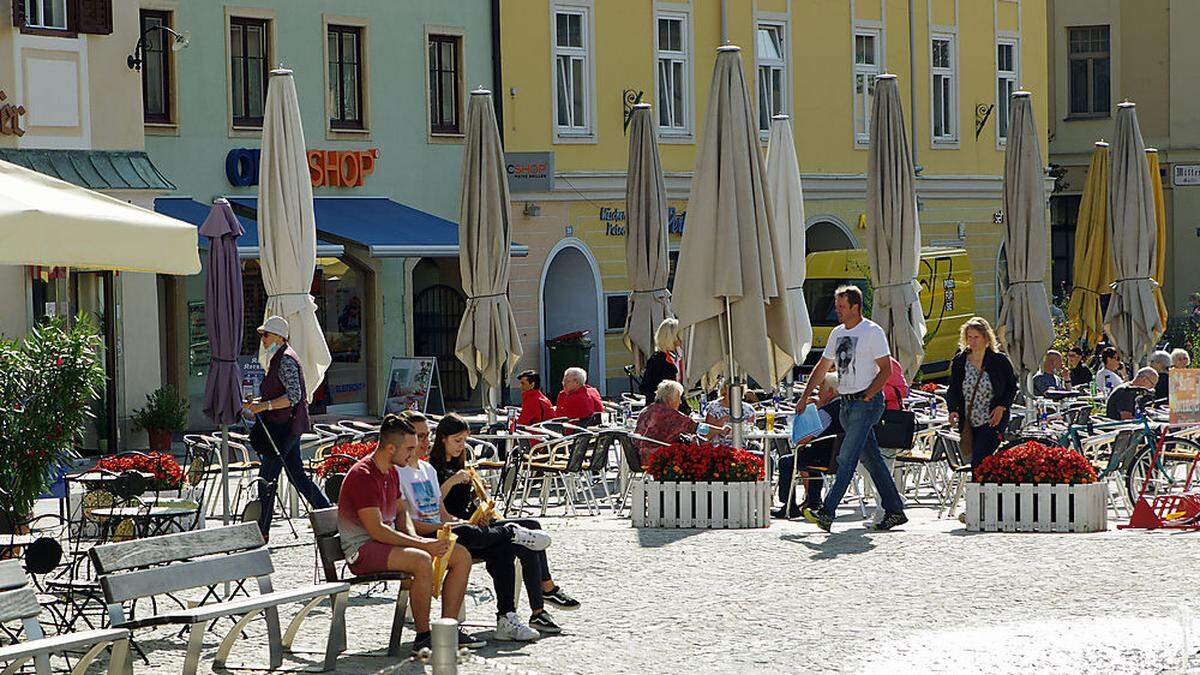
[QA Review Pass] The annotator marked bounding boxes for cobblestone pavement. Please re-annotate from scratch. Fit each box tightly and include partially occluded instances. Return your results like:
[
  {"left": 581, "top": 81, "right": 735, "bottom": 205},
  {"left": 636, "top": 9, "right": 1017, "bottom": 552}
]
[{"left": 107, "top": 504, "right": 1200, "bottom": 674}]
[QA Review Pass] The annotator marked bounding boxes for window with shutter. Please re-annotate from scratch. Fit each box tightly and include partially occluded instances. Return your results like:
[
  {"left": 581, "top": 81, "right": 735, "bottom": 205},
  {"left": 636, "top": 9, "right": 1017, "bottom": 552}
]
[{"left": 73, "top": 0, "right": 111, "bottom": 35}]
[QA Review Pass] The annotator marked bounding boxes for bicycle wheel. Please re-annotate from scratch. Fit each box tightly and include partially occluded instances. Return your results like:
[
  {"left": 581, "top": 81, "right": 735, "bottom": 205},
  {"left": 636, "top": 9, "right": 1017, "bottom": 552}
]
[{"left": 1125, "top": 436, "right": 1200, "bottom": 502}]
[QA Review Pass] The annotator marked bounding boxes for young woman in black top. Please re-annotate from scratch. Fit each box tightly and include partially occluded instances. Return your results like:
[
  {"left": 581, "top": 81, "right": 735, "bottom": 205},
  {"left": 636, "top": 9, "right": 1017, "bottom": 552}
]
[{"left": 945, "top": 317, "right": 1017, "bottom": 471}]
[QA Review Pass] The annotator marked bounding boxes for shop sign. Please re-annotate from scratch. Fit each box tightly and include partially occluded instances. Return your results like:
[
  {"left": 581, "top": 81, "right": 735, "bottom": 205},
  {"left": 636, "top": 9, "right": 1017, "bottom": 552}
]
[
  {"left": 600, "top": 206, "right": 686, "bottom": 236},
  {"left": 226, "top": 147, "right": 380, "bottom": 187},
  {"left": 505, "top": 152, "right": 554, "bottom": 193},
  {"left": 0, "top": 90, "right": 26, "bottom": 136},
  {"left": 1175, "top": 164, "right": 1200, "bottom": 186}
]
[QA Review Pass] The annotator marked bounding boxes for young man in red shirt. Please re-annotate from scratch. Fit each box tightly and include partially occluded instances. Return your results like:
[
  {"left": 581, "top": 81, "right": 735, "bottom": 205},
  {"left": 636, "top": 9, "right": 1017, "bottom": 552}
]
[
  {"left": 336, "top": 414, "right": 476, "bottom": 654},
  {"left": 516, "top": 370, "right": 556, "bottom": 426},
  {"left": 554, "top": 367, "right": 603, "bottom": 422}
]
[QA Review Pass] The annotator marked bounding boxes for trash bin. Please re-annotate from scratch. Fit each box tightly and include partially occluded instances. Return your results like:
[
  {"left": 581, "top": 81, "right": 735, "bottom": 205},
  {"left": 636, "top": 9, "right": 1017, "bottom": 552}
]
[{"left": 545, "top": 330, "right": 594, "bottom": 400}]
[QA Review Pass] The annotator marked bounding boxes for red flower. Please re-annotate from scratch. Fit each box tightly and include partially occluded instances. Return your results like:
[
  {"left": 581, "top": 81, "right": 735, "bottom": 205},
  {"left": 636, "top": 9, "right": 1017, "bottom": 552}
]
[
  {"left": 316, "top": 441, "right": 378, "bottom": 479},
  {"left": 645, "top": 442, "right": 764, "bottom": 483},
  {"left": 94, "top": 451, "right": 184, "bottom": 491},
  {"left": 974, "top": 441, "right": 1097, "bottom": 485}
]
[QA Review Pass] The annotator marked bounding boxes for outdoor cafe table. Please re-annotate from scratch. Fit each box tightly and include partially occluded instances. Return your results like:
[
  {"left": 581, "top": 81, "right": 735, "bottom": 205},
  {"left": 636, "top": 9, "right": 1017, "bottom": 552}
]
[{"left": 87, "top": 504, "right": 198, "bottom": 539}]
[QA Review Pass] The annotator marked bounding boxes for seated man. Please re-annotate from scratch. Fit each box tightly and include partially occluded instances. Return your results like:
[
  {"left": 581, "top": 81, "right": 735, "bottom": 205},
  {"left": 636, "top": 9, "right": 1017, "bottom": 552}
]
[
  {"left": 555, "top": 367, "right": 604, "bottom": 423},
  {"left": 1032, "top": 349, "right": 1066, "bottom": 397},
  {"left": 775, "top": 374, "right": 843, "bottom": 519},
  {"left": 516, "top": 370, "right": 556, "bottom": 426},
  {"left": 336, "top": 414, "right": 475, "bottom": 655},
  {"left": 633, "top": 380, "right": 701, "bottom": 465},
  {"left": 1067, "top": 347, "right": 1093, "bottom": 387},
  {"left": 1105, "top": 367, "right": 1158, "bottom": 420}
]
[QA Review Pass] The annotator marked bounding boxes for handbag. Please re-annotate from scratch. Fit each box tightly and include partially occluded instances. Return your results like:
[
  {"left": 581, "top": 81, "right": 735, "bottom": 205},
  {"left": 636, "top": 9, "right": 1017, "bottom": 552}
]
[
  {"left": 874, "top": 408, "right": 916, "bottom": 449},
  {"left": 959, "top": 366, "right": 987, "bottom": 461}
]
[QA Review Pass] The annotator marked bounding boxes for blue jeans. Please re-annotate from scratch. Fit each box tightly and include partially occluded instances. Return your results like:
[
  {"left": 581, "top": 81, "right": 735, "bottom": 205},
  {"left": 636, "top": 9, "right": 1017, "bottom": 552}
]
[
  {"left": 821, "top": 393, "right": 905, "bottom": 516},
  {"left": 257, "top": 435, "right": 331, "bottom": 536}
]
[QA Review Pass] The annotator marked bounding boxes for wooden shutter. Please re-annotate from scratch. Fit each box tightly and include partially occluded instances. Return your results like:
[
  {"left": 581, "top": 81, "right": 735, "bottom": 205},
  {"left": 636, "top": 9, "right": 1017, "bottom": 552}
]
[
  {"left": 74, "top": 0, "right": 112, "bottom": 35},
  {"left": 11, "top": 0, "right": 25, "bottom": 28}
]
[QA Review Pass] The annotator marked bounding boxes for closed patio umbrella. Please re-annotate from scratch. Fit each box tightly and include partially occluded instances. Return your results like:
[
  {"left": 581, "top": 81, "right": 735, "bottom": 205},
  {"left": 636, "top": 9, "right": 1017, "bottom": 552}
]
[
  {"left": 1105, "top": 102, "right": 1164, "bottom": 364},
  {"left": 998, "top": 91, "right": 1054, "bottom": 389},
  {"left": 765, "top": 114, "right": 813, "bottom": 373},
  {"left": 1067, "top": 142, "right": 1113, "bottom": 350},
  {"left": 258, "top": 69, "right": 331, "bottom": 398},
  {"left": 200, "top": 198, "right": 243, "bottom": 525},
  {"left": 865, "top": 74, "right": 926, "bottom": 380},
  {"left": 622, "top": 103, "right": 673, "bottom": 371},
  {"left": 455, "top": 89, "right": 522, "bottom": 407},
  {"left": 1146, "top": 149, "right": 1169, "bottom": 332},
  {"left": 673, "top": 45, "right": 794, "bottom": 450}
]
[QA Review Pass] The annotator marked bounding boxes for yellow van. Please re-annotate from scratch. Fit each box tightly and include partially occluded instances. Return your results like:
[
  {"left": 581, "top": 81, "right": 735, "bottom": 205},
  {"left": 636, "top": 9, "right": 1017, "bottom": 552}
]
[{"left": 802, "top": 246, "right": 975, "bottom": 380}]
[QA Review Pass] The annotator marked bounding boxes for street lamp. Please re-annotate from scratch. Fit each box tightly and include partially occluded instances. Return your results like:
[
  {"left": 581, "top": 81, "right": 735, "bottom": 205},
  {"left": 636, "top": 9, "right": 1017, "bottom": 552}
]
[{"left": 127, "top": 25, "right": 189, "bottom": 71}]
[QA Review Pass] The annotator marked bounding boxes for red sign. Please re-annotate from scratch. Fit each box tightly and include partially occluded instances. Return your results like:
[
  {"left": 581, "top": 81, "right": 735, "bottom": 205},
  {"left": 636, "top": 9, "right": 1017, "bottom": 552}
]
[{"left": 307, "top": 148, "right": 379, "bottom": 188}]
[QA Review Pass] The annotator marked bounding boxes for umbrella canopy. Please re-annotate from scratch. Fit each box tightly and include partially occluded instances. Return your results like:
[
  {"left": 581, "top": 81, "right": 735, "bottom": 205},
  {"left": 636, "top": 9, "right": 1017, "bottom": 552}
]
[
  {"left": 1146, "top": 149, "right": 1169, "bottom": 331},
  {"left": 865, "top": 74, "right": 926, "bottom": 380},
  {"left": 622, "top": 103, "right": 673, "bottom": 371},
  {"left": 0, "top": 159, "right": 199, "bottom": 274},
  {"left": 257, "top": 69, "right": 331, "bottom": 398},
  {"left": 1104, "top": 102, "right": 1164, "bottom": 363},
  {"left": 455, "top": 89, "right": 522, "bottom": 389},
  {"left": 1067, "top": 142, "right": 1112, "bottom": 349},
  {"left": 673, "top": 45, "right": 794, "bottom": 390},
  {"left": 200, "top": 199, "right": 245, "bottom": 425},
  {"left": 765, "top": 115, "right": 813, "bottom": 369},
  {"left": 998, "top": 91, "right": 1054, "bottom": 386}
]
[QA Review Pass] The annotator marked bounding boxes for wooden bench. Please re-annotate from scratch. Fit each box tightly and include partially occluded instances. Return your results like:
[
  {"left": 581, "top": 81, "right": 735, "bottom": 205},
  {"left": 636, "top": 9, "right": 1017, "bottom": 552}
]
[
  {"left": 90, "top": 522, "right": 350, "bottom": 674},
  {"left": 0, "top": 559, "right": 130, "bottom": 675}
]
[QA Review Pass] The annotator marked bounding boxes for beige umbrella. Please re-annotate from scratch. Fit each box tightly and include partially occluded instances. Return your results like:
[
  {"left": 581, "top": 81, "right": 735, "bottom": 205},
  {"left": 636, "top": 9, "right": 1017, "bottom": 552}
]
[
  {"left": 998, "top": 91, "right": 1054, "bottom": 389},
  {"left": 765, "top": 114, "right": 812, "bottom": 371},
  {"left": 257, "top": 69, "right": 330, "bottom": 398},
  {"left": 455, "top": 89, "right": 522, "bottom": 400},
  {"left": 1104, "top": 101, "right": 1164, "bottom": 364},
  {"left": 673, "top": 45, "right": 794, "bottom": 448},
  {"left": 622, "top": 103, "right": 673, "bottom": 371},
  {"left": 865, "top": 74, "right": 926, "bottom": 379}
]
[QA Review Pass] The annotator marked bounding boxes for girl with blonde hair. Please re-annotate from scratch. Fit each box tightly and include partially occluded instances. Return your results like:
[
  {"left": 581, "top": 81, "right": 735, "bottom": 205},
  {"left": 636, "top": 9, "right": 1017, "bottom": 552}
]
[
  {"left": 640, "top": 318, "right": 689, "bottom": 410},
  {"left": 945, "top": 316, "right": 1017, "bottom": 471}
]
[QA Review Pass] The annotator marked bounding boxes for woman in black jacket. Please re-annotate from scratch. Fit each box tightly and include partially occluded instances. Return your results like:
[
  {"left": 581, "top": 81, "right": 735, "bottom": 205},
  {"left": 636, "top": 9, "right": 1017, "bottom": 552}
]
[
  {"left": 944, "top": 317, "right": 1017, "bottom": 471},
  {"left": 639, "top": 318, "right": 687, "bottom": 407}
]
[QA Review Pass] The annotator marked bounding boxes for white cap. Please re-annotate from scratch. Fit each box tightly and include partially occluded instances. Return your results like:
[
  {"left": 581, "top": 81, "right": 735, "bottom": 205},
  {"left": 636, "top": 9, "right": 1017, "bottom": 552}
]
[{"left": 257, "top": 315, "right": 289, "bottom": 339}]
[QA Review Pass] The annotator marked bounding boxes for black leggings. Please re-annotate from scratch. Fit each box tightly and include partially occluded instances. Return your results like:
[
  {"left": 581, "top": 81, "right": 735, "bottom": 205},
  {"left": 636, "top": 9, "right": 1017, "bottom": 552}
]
[{"left": 452, "top": 519, "right": 548, "bottom": 615}]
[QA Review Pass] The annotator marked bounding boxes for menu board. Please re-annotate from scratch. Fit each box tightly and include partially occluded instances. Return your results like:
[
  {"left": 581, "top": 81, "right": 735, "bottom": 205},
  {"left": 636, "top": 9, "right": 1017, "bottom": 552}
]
[
  {"left": 238, "top": 355, "right": 266, "bottom": 402},
  {"left": 384, "top": 357, "right": 444, "bottom": 414},
  {"left": 1170, "top": 368, "right": 1200, "bottom": 424},
  {"left": 187, "top": 300, "right": 210, "bottom": 377}
]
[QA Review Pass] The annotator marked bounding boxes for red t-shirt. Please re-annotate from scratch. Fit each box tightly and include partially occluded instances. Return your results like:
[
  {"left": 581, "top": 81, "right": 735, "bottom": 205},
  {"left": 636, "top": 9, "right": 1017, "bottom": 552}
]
[
  {"left": 555, "top": 385, "right": 603, "bottom": 421},
  {"left": 337, "top": 454, "right": 399, "bottom": 559},
  {"left": 517, "top": 388, "right": 556, "bottom": 426}
]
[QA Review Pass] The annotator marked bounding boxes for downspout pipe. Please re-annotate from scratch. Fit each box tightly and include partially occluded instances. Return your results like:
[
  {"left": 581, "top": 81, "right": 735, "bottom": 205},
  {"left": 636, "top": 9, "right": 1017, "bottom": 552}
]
[
  {"left": 491, "top": 0, "right": 504, "bottom": 144},
  {"left": 721, "top": 0, "right": 728, "bottom": 44},
  {"left": 908, "top": 0, "right": 922, "bottom": 173}
]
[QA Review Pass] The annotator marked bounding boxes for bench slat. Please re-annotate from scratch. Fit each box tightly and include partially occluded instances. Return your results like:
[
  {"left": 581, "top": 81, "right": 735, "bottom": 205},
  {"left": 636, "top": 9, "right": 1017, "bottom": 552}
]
[
  {"left": 0, "top": 627, "right": 128, "bottom": 662},
  {"left": 0, "top": 587, "right": 41, "bottom": 623},
  {"left": 100, "top": 549, "right": 273, "bottom": 603},
  {"left": 115, "top": 583, "right": 349, "bottom": 628},
  {"left": 91, "top": 522, "right": 263, "bottom": 574},
  {"left": 0, "top": 560, "right": 26, "bottom": 593}
]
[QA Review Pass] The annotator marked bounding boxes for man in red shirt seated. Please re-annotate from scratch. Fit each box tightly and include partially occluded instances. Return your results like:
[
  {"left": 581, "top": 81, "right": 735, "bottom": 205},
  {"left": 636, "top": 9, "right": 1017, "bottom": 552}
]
[
  {"left": 554, "top": 367, "right": 604, "bottom": 422},
  {"left": 336, "top": 414, "right": 475, "bottom": 655},
  {"left": 516, "top": 370, "right": 556, "bottom": 426}
]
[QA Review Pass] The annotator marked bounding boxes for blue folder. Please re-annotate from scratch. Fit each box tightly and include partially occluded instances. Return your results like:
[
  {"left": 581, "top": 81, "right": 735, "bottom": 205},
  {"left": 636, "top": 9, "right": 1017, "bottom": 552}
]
[{"left": 791, "top": 403, "right": 826, "bottom": 445}]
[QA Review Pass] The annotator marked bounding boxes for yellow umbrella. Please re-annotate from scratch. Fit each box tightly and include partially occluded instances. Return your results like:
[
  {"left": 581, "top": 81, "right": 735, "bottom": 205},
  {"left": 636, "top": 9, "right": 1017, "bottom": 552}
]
[
  {"left": 1068, "top": 142, "right": 1113, "bottom": 349},
  {"left": 1146, "top": 149, "right": 1169, "bottom": 330}
]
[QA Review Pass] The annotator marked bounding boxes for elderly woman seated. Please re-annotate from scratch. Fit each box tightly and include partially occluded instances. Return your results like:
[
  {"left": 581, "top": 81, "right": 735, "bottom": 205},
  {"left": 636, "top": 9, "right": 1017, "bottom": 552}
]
[{"left": 633, "top": 380, "right": 700, "bottom": 466}]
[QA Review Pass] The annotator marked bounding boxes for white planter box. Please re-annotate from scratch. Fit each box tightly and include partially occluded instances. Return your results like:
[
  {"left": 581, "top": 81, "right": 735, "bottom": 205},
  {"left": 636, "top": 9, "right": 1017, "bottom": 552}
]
[
  {"left": 632, "top": 480, "right": 770, "bottom": 529},
  {"left": 965, "top": 482, "right": 1107, "bottom": 533}
]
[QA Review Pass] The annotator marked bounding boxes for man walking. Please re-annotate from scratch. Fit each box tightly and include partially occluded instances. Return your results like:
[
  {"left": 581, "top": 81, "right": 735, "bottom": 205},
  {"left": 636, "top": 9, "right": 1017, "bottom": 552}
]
[{"left": 797, "top": 286, "right": 907, "bottom": 532}]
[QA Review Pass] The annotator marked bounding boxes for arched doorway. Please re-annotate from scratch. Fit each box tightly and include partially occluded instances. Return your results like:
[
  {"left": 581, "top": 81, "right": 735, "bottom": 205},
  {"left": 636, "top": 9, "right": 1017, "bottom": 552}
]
[
  {"left": 805, "top": 217, "right": 857, "bottom": 253},
  {"left": 539, "top": 239, "right": 605, "bottom": 396},
  {"left": 414, "top": 283, "right": 470, "bottom": 404}
]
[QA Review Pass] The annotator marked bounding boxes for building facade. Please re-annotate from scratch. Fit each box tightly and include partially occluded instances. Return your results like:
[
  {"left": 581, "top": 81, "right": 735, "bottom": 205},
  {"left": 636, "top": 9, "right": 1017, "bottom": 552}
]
[
  {"left": 138, "top": 0, "right": 498, "bottom": 425},
  {"left": 1047, "top": 0, "right": 1195, "bottom": 316},
  {"left": 499, "top": 0, "right": 1048, "bottom": 394}
]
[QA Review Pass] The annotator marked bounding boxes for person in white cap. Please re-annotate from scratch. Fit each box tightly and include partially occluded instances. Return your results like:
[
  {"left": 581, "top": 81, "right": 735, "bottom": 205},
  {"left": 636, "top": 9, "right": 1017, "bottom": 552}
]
[{"left": 243, "top": 315, "right": 331, "bottom": 538}]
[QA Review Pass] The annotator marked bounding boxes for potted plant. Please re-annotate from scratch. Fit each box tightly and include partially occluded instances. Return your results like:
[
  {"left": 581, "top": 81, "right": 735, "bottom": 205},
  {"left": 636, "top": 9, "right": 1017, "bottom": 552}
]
[
  {"left": 966, "top": 441, "right": 1105, "bottom": 532},
  {"left": 130, "top": 386, "right": 188, "bottom": 453},
  {"left": 0, "top": 316, "right": 106, "bottom": 532},
  {"left": 634, "top": 442, "right": 769, "bottom": 529},
  {"left": 315, "top": 440, "right": 377, "bottom": 502}
]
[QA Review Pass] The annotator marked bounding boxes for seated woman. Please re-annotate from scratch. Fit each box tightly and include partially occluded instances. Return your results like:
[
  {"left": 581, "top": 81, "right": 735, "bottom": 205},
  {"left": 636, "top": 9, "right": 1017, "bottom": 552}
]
[
  {"left": 427, "top": 413, "right": 580, "bottom": 637},
  {"left": 633, "top": 380, "right": 702, "bottom": 466},
  {"left": 775, "top": 374, "right": 844, "bottom": 519},
  {"left": 704, "top": 380, "right": 757, "bottom": 448}
]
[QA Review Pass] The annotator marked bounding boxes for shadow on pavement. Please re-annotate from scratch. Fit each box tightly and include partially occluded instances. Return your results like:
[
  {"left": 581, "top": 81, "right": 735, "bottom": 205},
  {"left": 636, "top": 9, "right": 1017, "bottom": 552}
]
[
  {"left": 634, "top": 527, "right": 705, "bottom": 548},
  {"left": 778, "top": 527, "right": 877, "bottom": 559}
]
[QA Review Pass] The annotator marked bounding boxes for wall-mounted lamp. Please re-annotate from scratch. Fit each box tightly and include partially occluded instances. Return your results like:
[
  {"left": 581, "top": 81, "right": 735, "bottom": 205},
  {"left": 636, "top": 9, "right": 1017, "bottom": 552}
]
[
  {"left": 128, "top": 25, "right": 190, "bottom": 71},
  {"left": 523, "top": 202, "right": 541, "bottom": 217}
]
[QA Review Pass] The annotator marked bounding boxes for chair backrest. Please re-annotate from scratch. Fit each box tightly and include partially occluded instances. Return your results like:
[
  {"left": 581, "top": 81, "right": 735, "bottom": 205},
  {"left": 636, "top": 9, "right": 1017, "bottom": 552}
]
[
  {"left": 588, "top": 433, "right": 616, "bottom": 473},
  {"left": 617, "top": 433, "right": 644, "bottom": 472},
  {"left": 563, "top": 434, "right": 594, "bottom": 472},
  {"left": 938, "top": 432, "right": 970, "bottom": 472},
  {"left": 309, "top": 507, "right": 344, "bottom": 582},
  {"left": 0, "top": 560, "right": 41, "bottom": 625}
]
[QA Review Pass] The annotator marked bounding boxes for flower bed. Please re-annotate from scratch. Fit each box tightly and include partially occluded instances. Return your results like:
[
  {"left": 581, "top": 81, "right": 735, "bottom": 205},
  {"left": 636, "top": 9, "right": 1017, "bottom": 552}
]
[
  {"left": 635, "top": 443, "right": 769, "bottom": 529},
  {"left": 644, "top": 442, "right": 764, "bottom": 483},
  {"left": 94, "top": 452, "right": 183, "bottom": 491},
  {"left": 315, "top": 441, "right": 377, "bottom": 479},
  {"left": 967, "top": 441, "right": 1105, "bottom": 532},
  {"left": 974, "top": 441, "right": 1097, "bottom": 485}
]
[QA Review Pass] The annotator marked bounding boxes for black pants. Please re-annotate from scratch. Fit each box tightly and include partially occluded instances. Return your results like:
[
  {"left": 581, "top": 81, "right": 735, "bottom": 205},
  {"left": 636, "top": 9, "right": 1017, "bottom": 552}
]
[
  {"left": 452, "top": 519, "right": 548, "bottom": 615},
  {"left": 968, "top": 424, "right": 1003, "bottom": 471},
  {"left": 777, "top": 454, "right": 824, "bottom": 509},
  {"left": 255, "top": 435, "right": 331, "bottom": 536}
]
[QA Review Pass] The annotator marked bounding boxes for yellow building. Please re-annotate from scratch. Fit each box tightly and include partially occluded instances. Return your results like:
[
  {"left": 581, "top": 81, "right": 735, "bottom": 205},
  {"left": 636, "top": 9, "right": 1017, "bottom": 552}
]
[{"left": 499, "top": 0, "right": 1048, "bottom": 394}]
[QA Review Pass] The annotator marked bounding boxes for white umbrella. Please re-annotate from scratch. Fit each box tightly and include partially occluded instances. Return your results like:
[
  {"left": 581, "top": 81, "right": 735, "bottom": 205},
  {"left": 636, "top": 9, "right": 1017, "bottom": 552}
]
[
  {"left": 998, "top": 91, "right": 1054, "bottom": 389},
  {"left": 765, "top": 114, "right": 813, "bottom": 373},
  {"left": 865, "top": 74, "right": 926, "bottom": 379},
  {"left": 257, "top": 69, "right": 331, "bottom": 397}
]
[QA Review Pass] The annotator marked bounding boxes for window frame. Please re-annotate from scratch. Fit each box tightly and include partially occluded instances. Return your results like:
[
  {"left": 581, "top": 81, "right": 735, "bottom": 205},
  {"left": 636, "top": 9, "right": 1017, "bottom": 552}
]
[
  {"left": 853, "top": 27, "right": 881, "bottom": 147},
  {"left": 996, "top": 37, "right": 1019, "bottom": 147},
  {"left": 140, "top": 9, "right": 173, "bottom": 125},
  {"left": 1067, "top": 25, "right": 1111, "bottom": 119},
  {"left": 426, "top": 33, "right": 463, "bottom": 136},
  {"left": 23, "top": 0, "right": 68, "bottom": 31},
  {"left": 654, "top": 10, "right": 691, "bottom": 138},
  {"left": 604, "top": 292, "right": 630, "bottom": 334},
  {"left": 551, "top": 4, "right": 595, "bottom": 141},
  {"left": 929, "top": 31, "right": 958, "bottom": 145},
  {"left": 755, "top": 20, "right": 788, "bottom": 138},
  {"left": 228, "top": 15, "right": 271, "bottom": 130},
  {"left": 326, "top": 24, "right": 365, "bottom": 131}
]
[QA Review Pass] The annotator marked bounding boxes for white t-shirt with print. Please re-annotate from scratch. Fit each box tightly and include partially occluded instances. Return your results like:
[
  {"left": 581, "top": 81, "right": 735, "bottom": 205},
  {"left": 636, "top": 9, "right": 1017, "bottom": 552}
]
[
  {"left": 1095, "top": 368, "right": 1124, "bottom": 396},
  {"left": 395, "top": 460, "right": 443, "bottom": 525},
  {"left": 821, "top": 318, "right": 891, "bottom": 395}
]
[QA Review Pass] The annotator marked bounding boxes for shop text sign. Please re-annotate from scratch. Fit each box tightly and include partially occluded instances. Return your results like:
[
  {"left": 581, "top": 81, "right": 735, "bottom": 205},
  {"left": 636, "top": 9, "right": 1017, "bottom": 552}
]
[
  {"left": 1175, "top": 165, "right": 1200, "bottom": 186},
  {"left": 599, "top": 206, "right": 687, "bottom": 236},
  {"left": 505, "top": 152, "right": 554, "bottom": 193},
  {"left": 226, "top": 147, "right": 379, "bottom": 188}
]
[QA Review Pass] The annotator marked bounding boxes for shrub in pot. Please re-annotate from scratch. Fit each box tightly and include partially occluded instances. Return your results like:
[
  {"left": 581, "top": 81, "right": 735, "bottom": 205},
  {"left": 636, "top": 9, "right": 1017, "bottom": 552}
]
[{"left": 130, "top": 386, "right": 188, "bottom": 452}]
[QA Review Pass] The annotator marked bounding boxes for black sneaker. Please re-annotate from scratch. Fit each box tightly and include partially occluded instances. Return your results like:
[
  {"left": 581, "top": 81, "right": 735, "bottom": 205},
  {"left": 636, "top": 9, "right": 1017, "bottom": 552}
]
[
  {"left": 457, "top": 628, "right": 487, "bottom": 649},
  {"left": 528, "top": 610, "right": 562, "bottom": 634},
  {"left": 771, "top": 504, "right": 800, "bottom": 519},
  {"left": 814, "top": 509, "right": 833, "bottom": 533},
  {"left": 543, "top": 586, "right": 580, "bottom": 610},
  {"left": 872, "top": 511, "right": 909, "bottom": 531},
  {"left": 409, "top": 631, "right": 432, "bottom": 657}
]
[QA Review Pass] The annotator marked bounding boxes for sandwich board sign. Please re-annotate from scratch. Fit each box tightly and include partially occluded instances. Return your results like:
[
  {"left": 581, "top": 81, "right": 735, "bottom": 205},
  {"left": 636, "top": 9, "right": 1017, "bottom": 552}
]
[{"left": 384, "top": 356, "right": 445, "bottom": 414}]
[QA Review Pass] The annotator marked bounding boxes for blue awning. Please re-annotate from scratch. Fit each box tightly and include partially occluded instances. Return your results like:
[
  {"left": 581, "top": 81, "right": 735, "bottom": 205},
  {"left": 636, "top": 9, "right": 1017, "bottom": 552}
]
[
  {"left": 226, "top": 196, "right": 528, "bottom": 258},
  {"left": 155, "top": 197, "right": 344, "bottom": 259}
]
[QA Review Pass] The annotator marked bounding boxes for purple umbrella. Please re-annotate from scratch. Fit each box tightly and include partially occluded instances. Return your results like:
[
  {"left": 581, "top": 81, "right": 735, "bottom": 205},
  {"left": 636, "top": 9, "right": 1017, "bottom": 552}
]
[{"left": 200, "top": 198, "right": 243, "bottom": 525}]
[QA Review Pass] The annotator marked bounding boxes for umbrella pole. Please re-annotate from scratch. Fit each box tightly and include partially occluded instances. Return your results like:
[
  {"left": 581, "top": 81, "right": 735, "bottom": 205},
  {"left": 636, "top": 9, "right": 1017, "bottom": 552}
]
[
  {"left": 219, "top": 424, "right": 231, "bottom": 526},
  {"left": 487, "top": 386, "right": 499, "bottom": 426}
]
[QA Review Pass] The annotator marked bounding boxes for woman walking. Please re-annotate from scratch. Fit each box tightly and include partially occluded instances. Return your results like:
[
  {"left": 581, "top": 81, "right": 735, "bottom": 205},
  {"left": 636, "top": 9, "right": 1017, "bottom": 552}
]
[{"left": 945, "top": 317, "right": 1017, "bottom": 472}]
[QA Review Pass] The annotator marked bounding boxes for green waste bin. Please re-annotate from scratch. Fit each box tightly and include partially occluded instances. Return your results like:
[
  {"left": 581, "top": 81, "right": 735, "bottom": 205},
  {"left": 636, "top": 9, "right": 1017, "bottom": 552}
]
[{"left": 545, "top": 331, "right": 594, "bottom": 400}]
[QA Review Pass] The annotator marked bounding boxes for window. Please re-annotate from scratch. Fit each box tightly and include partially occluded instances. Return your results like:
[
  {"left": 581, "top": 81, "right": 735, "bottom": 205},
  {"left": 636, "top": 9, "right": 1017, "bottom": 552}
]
[
  {"left": 996, "top": 40, "right": 1018, "bottom": 143},
  {"left": 553, "top": 8, "right": 591, "bottom": 135},
  {"left": 140, "top": 10, "right": 172, "bottom": 124},
  {"left": 755, "top": 23, "right": 786, "bottom": 133},
  {"left": 24, "top": 0, "right": 66, "bottom": 29},
  {"left": 230, "top": 17, "right": 270, "bottom": 128},
  {"left": 1068, "top": 26, "right": 1110, "bottom": 117},
  {"left": 605, "top": 293, "right": 629, "bottom": 333},
  {"left": 931, "top": 34, "right": 957, "bottom": 142},
  {"left": 853, "top": 29, "right": 880, "bottom": 144},
  {"left": 327, "top": 25, "right": 364, "bottom": 130},
  {"left": 655, "top": 14, "right": 689, "bottom": 134},
  {"left": 428, "top": 34, "right": 462, "bottom": 135}
]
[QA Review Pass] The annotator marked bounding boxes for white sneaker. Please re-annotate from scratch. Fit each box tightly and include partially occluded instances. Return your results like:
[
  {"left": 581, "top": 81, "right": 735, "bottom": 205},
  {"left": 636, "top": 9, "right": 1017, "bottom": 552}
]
[
  {"left": 494, "top": 611, "right": 540, "bottom": 641},
  {"left": 507, "top": 524, "right": 551, "bottom": 551}
]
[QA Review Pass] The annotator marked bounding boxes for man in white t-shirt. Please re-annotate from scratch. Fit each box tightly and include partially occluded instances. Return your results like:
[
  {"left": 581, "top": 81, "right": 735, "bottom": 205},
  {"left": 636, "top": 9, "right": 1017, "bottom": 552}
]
[{"left": 797, "top": 285, "right": 907, "bottom": 533}]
